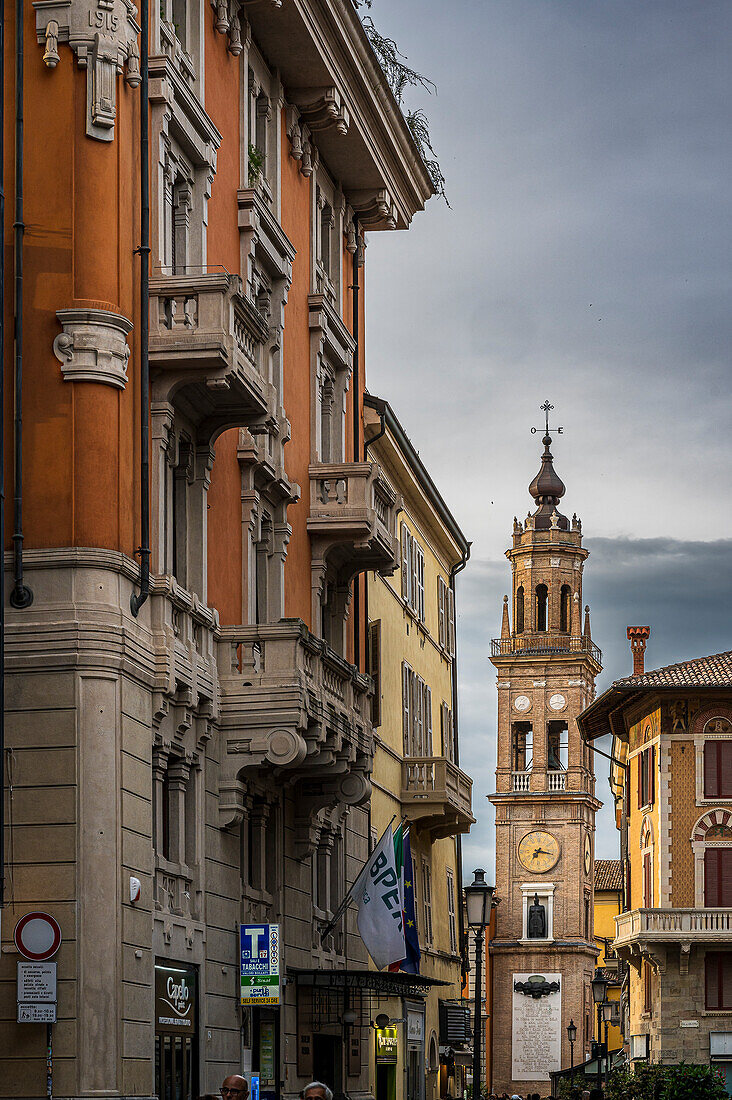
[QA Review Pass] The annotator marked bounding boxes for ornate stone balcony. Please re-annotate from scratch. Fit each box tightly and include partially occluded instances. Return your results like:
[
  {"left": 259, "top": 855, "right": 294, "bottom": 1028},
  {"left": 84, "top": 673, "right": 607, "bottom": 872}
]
[
  {"left": 615, "top": 908, "right": 732, "bottom": 953},
  {"left": 400, "top": 756, "right": 475, "bottom": 839},
  {"left": 149, "top": 270, "right": 273, "bottom": 434},
  {"left": 217, "top": 619, "right": 373, "bottom": 855},
  {"left": 307, "top": 461, "right": 398, "bottom": 577}
]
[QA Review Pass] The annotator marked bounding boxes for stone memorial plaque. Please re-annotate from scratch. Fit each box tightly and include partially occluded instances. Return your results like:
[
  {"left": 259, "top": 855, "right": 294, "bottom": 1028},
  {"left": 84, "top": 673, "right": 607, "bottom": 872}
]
[{"left": 511, "top": 972, "right": 561, "bottom": 1082}]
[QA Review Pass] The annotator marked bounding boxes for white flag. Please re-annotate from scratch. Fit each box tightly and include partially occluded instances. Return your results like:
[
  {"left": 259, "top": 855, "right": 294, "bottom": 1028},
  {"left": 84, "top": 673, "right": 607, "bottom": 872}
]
[{"left": 354, "top": 825, "right": 405, "bottom": 970}]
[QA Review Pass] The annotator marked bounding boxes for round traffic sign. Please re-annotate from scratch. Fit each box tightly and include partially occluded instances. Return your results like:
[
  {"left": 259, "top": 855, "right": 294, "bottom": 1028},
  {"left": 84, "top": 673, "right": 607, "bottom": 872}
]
[{"left": 14, "top": 912, "right": 62, "bottom": 961}]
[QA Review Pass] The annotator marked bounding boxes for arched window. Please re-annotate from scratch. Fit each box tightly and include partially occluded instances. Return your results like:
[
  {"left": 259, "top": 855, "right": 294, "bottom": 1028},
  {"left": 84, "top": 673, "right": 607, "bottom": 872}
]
[
  {"left": 692, "top": 809, "right": 732, "bottom": 906},
  {"left": 560, "top": 585, "right": 571, "bottom": 633},
  {"left": 535, "top": 584, "right": 548, "bottom": 632},
  {"left": 516, "top": 585, "right": 525, "bottom": 634},
  {"left": 640, "top": 817, "right": 654, "bottom": 907}
]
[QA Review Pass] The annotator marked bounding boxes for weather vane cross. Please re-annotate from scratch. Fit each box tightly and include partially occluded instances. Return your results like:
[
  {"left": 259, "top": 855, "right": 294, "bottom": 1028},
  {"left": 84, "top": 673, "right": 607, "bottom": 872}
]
[{"left": 531, "top": 399, "right": 563, "bottom": 437}]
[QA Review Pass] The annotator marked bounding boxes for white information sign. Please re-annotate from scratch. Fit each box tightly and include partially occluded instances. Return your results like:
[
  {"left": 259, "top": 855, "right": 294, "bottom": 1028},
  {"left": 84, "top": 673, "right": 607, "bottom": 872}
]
[
  {"left": 511, "top": 972, "right": 562, "bottom": 1082},
  {"left": 17, "top": 962, "right": 57, "bottom": 1003},
  {"left": 18, "top": 1003, "right": 57, "bottom": 1024}
]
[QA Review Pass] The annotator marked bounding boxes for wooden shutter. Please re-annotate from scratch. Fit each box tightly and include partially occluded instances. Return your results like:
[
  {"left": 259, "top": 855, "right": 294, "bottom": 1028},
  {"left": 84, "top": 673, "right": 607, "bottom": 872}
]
[
  {"left": 417, "top": 545, "right": 425, "bottom": 622},
  {"left": 706, "top": 953, "right": 724, "bottom": 1010},
  {"left": 723, "top": 955, "right": 732, "bottom": 1010},
  {"left": 722, "top": 742, "right": 732, "bottom": 798},
  {"left": 402, "top": 663, "right": 411, "bottom": 756},
  {"left": 650, "top": 746, "right": 656, "bottom": 804},
  {"left": 643, "top": 850, "right": 652, "bottom": 907},
  {"left": 368, "top": 621, "right": 381, "bottom": 727},
  {"left": 424, "top": 686, "right": 433, "bottom": 755},
  {"left": 637, "top": 752, "right": 643, "bottom": 808},
  {"left": 722, "top": 849, "right": 732, "bottom": 906},
  {"left": 447, "top": 587, "right": 456, "bottom": 657},
  {"left": 705, "top": 741, "right": 719, "bottom": 798},
  {"left": 414, "top": 676, "right": 424, "bottom": 756},
  {"left": 705, "top": 848, "right": 721, "bottom": 906},
  {"left": 643, "top": 961, "right": 652, "bottom": 1013},
  {"left": 438, "top": 578, "right": 446, "bottom": 649}
]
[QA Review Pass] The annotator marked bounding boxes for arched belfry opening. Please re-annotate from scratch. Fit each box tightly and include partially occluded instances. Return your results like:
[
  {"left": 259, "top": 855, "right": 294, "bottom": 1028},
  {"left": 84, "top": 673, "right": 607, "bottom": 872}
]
[
  {"left": 535, "top": 583, "right": 548, "bottom": 632},
  {"left": 560, "top": 584, "right": 571, "bottom": 633},
  {"left": 516, "top": 585, "right": 525, "bottom": 634}
]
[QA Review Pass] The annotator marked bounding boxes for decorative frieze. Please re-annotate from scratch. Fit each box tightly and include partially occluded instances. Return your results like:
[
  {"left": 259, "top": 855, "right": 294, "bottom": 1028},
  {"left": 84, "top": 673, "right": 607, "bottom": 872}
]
[
  {"left": 33, "top": 0, "right": 141, "bottom": 141},
  {"left": 53, "top": 307, "right": 133, "bottom": 388}
]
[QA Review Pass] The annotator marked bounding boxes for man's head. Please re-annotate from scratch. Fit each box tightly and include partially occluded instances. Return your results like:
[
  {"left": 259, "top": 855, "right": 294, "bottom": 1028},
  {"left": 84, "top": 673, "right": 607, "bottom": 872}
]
[
  {"left": 302, "top": 1082, "right": 333, "bottom": 1100},
  {"left": 221, "top": 1076, "right": 249, "bottom": 1100}
]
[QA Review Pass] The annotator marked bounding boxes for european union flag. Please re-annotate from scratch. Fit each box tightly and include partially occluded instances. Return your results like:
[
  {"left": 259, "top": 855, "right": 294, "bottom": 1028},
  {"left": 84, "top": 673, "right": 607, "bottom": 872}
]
[{"left": 401, "top": 829, "right": 421, "bottom": 974}]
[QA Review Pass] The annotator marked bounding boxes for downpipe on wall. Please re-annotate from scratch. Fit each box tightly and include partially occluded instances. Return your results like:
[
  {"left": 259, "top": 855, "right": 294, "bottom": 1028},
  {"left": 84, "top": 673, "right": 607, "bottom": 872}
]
[
  {"left": 451, "top": 545, "right": 471, "bottom": 979},
  {"left": 130, "top": 0, "right": 151, "bottom": 617}
]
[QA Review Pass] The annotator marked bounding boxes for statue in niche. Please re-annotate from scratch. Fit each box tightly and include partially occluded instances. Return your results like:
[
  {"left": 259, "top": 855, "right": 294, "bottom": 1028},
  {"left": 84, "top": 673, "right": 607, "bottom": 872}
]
[{"left": 528, "top": 893, "right": 547, "bottom": 939}]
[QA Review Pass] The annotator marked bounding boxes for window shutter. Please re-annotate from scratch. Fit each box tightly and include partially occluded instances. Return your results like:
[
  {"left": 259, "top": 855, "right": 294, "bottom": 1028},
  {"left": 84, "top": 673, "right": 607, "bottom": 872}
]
[
  {"left": 414, "top": 676, "right": 424, "bottom": 756},
  {"left": 705, "top": 848, "right": 720, "bottom": 907},
  {"left": 401, "top": 525, "right": 409, "bottom": 601},
  {"left": 706, "top": 953, "right": 720, "bottom": 1010},
  {"left": 447, "top": 587, "right": 456, "bottom": 657},
  {"left": 402, "top": 663, "right": 411, "bottom": 756},
  {"left": 424, "top": 686, "right": 433, "bottom": 755},
  {"left": 410, "top": 535, "right": 418, "bottom": 613},
  {"left": 369, "top": 621, "right": 381, "bottom": 728},
  {"left": 722, "top": 849, "right": 732, "bottom": 907},
  {"left": 417, "top": 545, "right": 425, "bottom": 622},
  {"left": 705, "top": 741, "right": 719, "bottom": 798},
  {"left": 438, "top": 578, "right": 446, "bottom": 649},
  {"left": 637, "top": 752, "right": 643, "bottom": 808},
  {"left": 723, "top": 955, "right": 732, "bottom": 1010},
  {"left": 721, "top": 742, "right": 732, "bottom": 798},
  {"left": 643, "top": 850, "right": 652, "bottom": 907},
  {"left": 650, "top": 746, "right": 655, "bottom": 805}
]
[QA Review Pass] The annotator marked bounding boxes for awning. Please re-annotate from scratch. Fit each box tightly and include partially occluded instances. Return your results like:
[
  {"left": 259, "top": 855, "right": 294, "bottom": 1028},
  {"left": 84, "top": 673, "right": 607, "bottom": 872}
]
[{"left": 290, "top": 968, "right": 449, "bottom": 1000}]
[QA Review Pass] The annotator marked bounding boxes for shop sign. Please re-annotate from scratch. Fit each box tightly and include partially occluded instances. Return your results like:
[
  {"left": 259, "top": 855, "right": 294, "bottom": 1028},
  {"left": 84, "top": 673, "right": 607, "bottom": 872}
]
[
  {"left": 407, "top": 1011, "right": 424, "bottom": 1042},
  {"left": 240, "top": 924, "right": 280, "bottom": 1006},
  {"left": 375, "top": 1026, "right": 398, "bottom": 1065},
  {"left": 155, "top": 965, "right": 197, "bottom": 1035}
]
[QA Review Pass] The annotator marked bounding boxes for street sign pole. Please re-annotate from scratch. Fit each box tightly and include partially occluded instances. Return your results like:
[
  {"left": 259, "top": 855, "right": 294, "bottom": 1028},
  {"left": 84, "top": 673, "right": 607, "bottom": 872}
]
[{"left": 46, "top": 1021, "right": 53, "bottom": 1099}]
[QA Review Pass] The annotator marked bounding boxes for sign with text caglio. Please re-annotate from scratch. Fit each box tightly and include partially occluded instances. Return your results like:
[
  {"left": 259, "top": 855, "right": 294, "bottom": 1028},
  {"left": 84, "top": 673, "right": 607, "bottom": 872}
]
[{"left": 240, "top": 924, "right": 280, "bottom": 1006}]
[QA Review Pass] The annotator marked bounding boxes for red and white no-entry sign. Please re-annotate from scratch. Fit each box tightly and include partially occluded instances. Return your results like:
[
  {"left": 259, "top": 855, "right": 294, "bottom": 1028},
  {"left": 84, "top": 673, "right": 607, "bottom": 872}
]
[{"left": 14, "top": 912, "right": 62, "bottom": 961}]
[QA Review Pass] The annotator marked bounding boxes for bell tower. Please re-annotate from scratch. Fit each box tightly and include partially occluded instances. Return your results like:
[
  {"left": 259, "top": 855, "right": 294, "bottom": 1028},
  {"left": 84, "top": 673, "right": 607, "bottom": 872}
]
[{"left": 488, "top": 405, "right": 602, "bottom": 1095}]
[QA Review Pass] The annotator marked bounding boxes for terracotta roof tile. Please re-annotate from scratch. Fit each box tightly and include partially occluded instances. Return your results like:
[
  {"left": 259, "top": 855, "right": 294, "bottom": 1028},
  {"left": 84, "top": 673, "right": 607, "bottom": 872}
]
[
  {"left": 613, "top": 649, "right": 732, "bottom": 689},
  {"left": 594, "top": 859, "right": 623, "bottom": 891}
]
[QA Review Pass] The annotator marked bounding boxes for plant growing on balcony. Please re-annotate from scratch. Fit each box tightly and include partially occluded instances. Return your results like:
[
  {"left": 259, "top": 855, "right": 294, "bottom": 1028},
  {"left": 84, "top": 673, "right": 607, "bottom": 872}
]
[
  {"left": 351, "top": 1, "right": 448, "bottom": 203},
  {"left": 248, "top": 144, "right": 265, "bottom": 186}
]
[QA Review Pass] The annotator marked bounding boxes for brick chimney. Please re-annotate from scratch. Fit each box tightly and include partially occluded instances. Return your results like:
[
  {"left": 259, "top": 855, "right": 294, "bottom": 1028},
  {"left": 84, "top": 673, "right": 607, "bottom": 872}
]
[{"left": 627, "top": 626, "right": 651, "bottom": 676}]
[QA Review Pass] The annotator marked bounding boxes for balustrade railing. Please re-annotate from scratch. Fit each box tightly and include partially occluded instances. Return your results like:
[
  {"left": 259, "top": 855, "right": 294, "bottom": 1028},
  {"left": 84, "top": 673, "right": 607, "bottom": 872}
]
[
  {"left": 491, "top": 633, "right": 602, "bottom": 664},
  {"left": 615, "top": 908, "right": 732, "bottom": 944}
]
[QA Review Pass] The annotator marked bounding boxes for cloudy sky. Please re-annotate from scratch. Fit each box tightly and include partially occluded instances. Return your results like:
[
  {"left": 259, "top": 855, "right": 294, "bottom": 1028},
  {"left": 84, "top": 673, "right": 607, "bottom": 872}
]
[{"left": 362, "top": 0, "right": 732, "bottom": 878}]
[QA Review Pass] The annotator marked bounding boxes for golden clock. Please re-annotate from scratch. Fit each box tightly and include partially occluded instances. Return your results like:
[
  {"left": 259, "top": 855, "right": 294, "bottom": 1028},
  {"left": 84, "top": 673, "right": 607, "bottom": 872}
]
[{"left": 518, "top": 830, "right": 560, "bottom": 873}]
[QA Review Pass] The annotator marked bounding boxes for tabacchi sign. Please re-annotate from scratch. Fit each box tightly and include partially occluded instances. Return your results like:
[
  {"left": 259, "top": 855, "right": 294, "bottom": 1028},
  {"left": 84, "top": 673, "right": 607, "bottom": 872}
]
[
  {"left": 155, "top": 966, "right": 197, "bottom": 1035},
  {"left": 240, "top": 924, "right": 280, "bottom": 1006}
]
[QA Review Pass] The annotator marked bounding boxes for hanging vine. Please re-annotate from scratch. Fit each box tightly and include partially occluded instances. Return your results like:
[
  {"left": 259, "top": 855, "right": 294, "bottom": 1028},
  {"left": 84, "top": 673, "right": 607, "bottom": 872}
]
[{"left": 351, "top": 1, "right": 448, "bottom": 204}]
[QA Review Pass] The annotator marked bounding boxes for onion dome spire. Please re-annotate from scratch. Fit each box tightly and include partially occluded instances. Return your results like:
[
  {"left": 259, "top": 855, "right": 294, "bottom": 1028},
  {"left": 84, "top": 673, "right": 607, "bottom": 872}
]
[{"left": 529, "top": 433, "right": 566, "bottom": 507}]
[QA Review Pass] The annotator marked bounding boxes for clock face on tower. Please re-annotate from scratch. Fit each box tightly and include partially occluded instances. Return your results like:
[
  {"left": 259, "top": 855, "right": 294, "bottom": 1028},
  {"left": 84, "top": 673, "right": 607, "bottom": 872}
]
[
  {"left": 518, "top": 830, "right": 561, "bottom": 873},
  {"left": 584, "top": 834, "right": 592, "bottom": 875}
]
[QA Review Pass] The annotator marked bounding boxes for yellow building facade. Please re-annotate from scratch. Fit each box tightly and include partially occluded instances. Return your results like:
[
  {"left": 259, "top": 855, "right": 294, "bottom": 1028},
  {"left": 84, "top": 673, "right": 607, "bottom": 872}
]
[
  {"left": 580, "top": 636, "right": 732, "bottom": 1088},
  {"left": 593, "top": 860, "right": 624, "bottom": 1056},
  {"left": 364, "top": 395, "right": 474, "bottom": 1100}
]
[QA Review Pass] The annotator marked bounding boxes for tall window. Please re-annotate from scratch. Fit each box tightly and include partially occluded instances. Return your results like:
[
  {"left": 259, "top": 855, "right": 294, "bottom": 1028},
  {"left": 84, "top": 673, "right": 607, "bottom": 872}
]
[
  {"left": 643, "top": 961, "right": 653, "bottom": 1013},
  {"left": 368, "top": 621, "right": 382, "bottom": 727},
  {"left": 704, "top": 848, "right": 732, "bottom": 906},
  {"left": 535, "top": 584, "right": 548, "bottom": 632},
  {"left": 705, "top": 953, "right": 732, "bottom": 1010},
  {"left": 446, "top": 869, "right": 457, "bottom": 954},
  {"left": 547, "top": 722, "right": 568, "bottom": 770},
  {"left": 438, "top": 577, "right": 456, "bottom": 656},
  {"left": 512, "top": 723, "right": 533, "bottom": 772},
  {"left": 421, "top": 859, "right": 433, "bottom": 947},
  {"left": 401, "top": 524, "right": 425, "bottom": 622},
  {"left": 441, "top": 702, "right": 455, "bottom": 762},
  {"left": 560, "top": 584, "right": 571, "bottom": 633},
  {"left": 638, "top": 746, "right": 655, "bottom": 808},
  {"left": 642, "top": 850, "right": 653, "bottom": 907},
  {"left": 515, "top": 585, "right": 524, "bottom": 634},
  {"left": 704, "top": 740, "right": 732, "bottom": 798},
  {"left": 402, "top": 663, "right": 432, "bottom": 757}
]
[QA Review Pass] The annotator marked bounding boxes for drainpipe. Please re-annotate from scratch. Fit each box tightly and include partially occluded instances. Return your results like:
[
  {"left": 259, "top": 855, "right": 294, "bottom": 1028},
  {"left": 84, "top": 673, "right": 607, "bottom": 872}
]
[
  {"left": 363, "top": 396, "right": 385, "bottom": 857},
  {"left": 10, "top": 0, "right": 32, "bottom": 610},
  {"left": 450, "top": 544, "right": 471, "bottom": 980},
  {"left": 130, "top": 0, "right": 151, "bottom": 617},
  {"left": 350, "top": 217, "right": 361, "bottom": 666},
  {"left": 0, "top": 0, "right": 5, "bottom": 910}
]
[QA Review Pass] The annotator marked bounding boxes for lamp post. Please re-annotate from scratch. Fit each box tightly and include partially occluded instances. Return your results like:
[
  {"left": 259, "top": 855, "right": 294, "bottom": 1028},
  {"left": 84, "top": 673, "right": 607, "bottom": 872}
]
[
  {"left": 591, "top": 971, "right": 609, "bottom": 1093},
  {"left": 566, "top": 1019, "right": 577, "bottom": 1084},
  {"left": 602, "top": 1001, "right": 613, "bottom": 1086},
  {"left": 465, "top": 869, "right": 494, "bottom": 1100}
]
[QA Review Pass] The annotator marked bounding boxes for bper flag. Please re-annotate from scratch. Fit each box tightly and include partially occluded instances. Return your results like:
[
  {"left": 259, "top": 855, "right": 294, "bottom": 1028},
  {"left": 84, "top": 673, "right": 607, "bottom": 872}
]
[{"left": 354, "top": 825, "right": 405, "bottom": 969}]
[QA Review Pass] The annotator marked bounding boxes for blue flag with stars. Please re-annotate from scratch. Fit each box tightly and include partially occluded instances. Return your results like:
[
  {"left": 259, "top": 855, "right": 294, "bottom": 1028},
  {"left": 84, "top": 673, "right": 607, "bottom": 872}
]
[{"left": 401, "top": 829, "right": 421, "bottom": 974}]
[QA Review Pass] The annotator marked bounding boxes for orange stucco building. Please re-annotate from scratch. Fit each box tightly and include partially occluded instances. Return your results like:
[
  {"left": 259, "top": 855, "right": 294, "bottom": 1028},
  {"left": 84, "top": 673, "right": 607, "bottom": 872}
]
[{"left": 1, "top": 1, "right": 433, "bottom": 1096}]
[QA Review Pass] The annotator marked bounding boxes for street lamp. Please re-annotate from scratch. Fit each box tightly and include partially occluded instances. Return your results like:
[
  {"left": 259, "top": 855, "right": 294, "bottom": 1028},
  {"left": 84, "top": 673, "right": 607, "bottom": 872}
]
[
  {"left": 465, "top": 869, "right": 495, "bottom": 1100},
  {"left": 566, "top": 1019, "right": 577, "bottom": 1083},
  {"left": 591, "top": 972, "right": 609, "bottom": 1092}
]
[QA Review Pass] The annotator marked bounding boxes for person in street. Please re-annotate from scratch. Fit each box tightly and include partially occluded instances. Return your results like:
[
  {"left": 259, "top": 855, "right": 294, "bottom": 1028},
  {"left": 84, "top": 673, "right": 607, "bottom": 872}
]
[
  {"left": 220, "top": 1076, "right": 249, "bottom": 1100},
  {"left": 302, "top": 1083, "right": 334, "bottom": 1100}
]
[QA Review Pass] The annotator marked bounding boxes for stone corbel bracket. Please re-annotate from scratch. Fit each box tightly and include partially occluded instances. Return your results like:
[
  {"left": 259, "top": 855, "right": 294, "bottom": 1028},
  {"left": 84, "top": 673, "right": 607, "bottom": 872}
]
[
  {"left": 33, "top": 0, "right": 142, "bottom": 141},
  {"left": 288, "top": 87, "right": 350, "bottom": 137},
  {"left": 53, "top": 307, "right": 133, "bottom": 388},
  {"left": 348, "top": 188, "right": 398, "bottom": 232}
]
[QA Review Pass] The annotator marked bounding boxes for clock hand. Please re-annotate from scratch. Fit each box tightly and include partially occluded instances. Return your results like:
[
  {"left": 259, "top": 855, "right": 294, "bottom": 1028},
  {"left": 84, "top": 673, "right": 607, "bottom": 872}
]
[{"left": 533, "top": 848, "right": 549, "bottom": 857}]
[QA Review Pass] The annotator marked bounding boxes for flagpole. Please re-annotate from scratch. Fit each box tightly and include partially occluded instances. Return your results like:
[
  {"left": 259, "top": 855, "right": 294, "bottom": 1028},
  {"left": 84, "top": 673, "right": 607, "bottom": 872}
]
[{"left": 318, "top": 814, "right": 404, "bottom": 943}]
